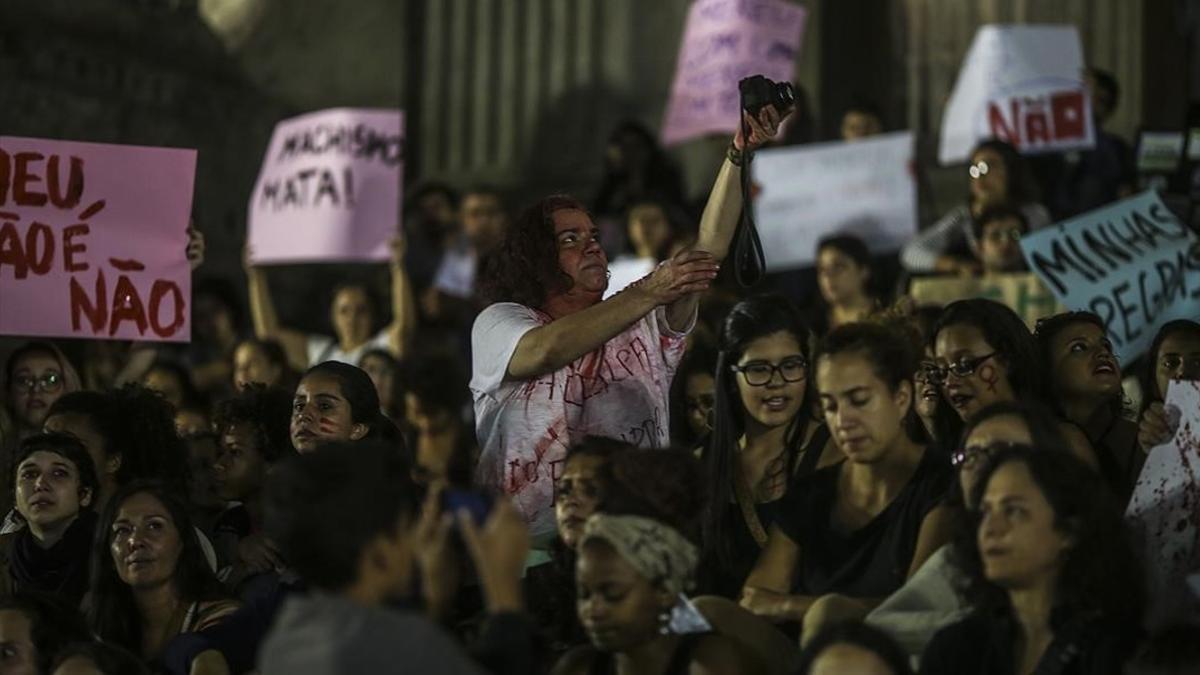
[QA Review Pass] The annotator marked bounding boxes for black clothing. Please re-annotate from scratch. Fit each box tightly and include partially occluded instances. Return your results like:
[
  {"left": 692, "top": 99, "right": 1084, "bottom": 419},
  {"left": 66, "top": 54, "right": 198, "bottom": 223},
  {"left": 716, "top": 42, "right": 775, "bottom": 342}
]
[
  {"left": 921, "top": 606, "right": 1137, "bottom": 675},
  {"left": 777, "top": 449, "right": 951, "bottom": 598}
]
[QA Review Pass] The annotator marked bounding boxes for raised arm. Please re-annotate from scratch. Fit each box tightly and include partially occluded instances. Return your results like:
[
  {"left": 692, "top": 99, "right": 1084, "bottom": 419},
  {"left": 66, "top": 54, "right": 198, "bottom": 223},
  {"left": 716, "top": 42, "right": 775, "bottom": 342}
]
[
  {"left": 244, "top": 247, "right": 310, "bottom": 370},
  {"left": 387, "top": 236, "right": 417, "bottom": 361},
  {"left": 666, "top": 106, "right": 786, "bottom": 330},
  {"left": 506, "top": 251, "right": 719, "bottom": 380},
  {"left": 739, "top": 525, "right": 817, "bottom": 623}
]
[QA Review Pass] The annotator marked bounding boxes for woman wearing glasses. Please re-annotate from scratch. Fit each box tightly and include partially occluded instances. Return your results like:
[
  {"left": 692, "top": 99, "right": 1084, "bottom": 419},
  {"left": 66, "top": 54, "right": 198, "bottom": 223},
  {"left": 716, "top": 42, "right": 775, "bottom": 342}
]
[
  {"left": 865, "top": 400, "right": 1074, "bottom": 663},
  {"left": 699, "top": 295, "right": 839, "bottom": 598},
  {"left": 928, "top": 299, "right": 1098, "bottom": 470},
  {"left": 2, "top": 342, "right": 82, "bottom": 517},
  {"left": 900, "top": 139, "right": 1049, "bottom": 275},
  {"left": 920, "top": 444, "right": 1143, "bottom": 675},
  {"left": 739, "top": 322, "right": 953, "bottom": 645},
  {"left": 1137, "top": 319, "right": 1200, "bottom": 451},
  {"left": 1035, "top": 311, "right": 1142, "bottom": 502}
]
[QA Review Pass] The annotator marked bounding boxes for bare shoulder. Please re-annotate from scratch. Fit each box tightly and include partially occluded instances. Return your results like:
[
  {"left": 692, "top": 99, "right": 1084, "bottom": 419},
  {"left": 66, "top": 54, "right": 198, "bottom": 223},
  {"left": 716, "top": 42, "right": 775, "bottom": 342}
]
[
  {"left": 690, "top": 633, "right": 753, "bottom": 675},
  {"left": 550, "top": 645, "right": 598, "bottom": 675}
]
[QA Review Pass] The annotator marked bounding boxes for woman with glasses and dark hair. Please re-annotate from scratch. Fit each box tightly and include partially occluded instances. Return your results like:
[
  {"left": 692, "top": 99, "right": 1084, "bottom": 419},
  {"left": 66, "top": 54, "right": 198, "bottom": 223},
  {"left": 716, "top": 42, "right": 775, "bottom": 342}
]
[
  {"left": 2, "top": 343, "right": 82, "bottom": 516},
  {"left": 1137, "top": 319, "right": 1200, "bottom": 452},
  {"left": 901, "top": 139, "right": 1050, "bottom": 275},
  {"left": 865, "top": 400, "right": 1073, "bottom": 663},
  {"left": 1035, "top": 311, "right": 1141, "bottom": 502},
  {"left": 920, "top": 444, "right": 1144, "bottom": 674},
  {"left": 927, "top": 299, "right": 1098, "bottom": 470},
  {"left": 699, "top": 295, "right": 839, "bottom": 599},
  {"left": 740, "top": 322, "right": 953, "bottom": 645}
]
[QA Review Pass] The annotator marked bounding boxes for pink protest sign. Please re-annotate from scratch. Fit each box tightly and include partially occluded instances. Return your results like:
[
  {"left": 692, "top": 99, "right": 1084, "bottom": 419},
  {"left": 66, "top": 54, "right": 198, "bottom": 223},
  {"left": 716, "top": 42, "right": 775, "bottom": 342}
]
[
  {"left": 661, "top": 0, "right": 806, "bottom": 146},
  {"left": 247, "top": 108, "right": 403, "bottom": 265},
  {"left": 0, "top": 137, "right": 195, "bottom": 343}
]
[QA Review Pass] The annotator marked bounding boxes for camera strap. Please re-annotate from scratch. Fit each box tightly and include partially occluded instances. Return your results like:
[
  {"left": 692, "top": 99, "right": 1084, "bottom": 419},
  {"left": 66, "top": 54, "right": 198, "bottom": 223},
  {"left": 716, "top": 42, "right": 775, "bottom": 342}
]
[{"left": 732, "top": 96, "right": 767, "bottom": 288}]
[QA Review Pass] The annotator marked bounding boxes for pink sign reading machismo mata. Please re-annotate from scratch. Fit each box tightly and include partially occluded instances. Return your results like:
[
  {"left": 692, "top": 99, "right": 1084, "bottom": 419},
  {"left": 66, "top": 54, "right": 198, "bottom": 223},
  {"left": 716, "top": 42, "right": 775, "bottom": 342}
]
[
  {"left": 0, "top": 137, "right": 196, "bottom": 343},
  {"left": 248, "top": 108, "right": 404, "bottom": 265},
  {"left": 661, "top": 0, "right": 806, "bottom": 146}
]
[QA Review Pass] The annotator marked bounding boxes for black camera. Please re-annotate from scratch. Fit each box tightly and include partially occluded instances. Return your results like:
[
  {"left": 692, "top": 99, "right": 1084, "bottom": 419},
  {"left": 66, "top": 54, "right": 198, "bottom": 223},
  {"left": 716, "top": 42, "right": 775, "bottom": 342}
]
[{"left": 738, "top": 75, "right": 795, "bottom": 116}]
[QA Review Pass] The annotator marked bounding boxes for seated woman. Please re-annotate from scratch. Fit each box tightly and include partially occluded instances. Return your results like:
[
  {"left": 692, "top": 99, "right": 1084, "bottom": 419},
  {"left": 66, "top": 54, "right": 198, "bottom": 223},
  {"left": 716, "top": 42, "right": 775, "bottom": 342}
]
[
  {"left": 928, "top": 299, "right": 1098, "bottom": 469},
  {"left": 0, "top": 433, "right": 98, "bottom": 607},
  {"left": 0, "top": 592, "right": 91, "bottom": 675},
  {"left": 1035, "top": 311, "right": 1141, "bottom": 501},
  {"left": 604, "top": 196, "right": 688, "bottom": 298},
  {"left": 901, "top": 139, "right": 1050, "bottom": 275},
  {"left": 552, "top": 511, "right": 747, "bottom": 675},
  {"left": 1137, "top": 319, "right": 1200, "bottom": 451},
  {"left": 810, "top": 235, "right": 880, "bottom": 336},
  {"left": 740, "top": 322, "right": 954, "bottom": 645},
  {"left": 88, "top": 482, "right": 240, "bottom": 665},
  {"left": 864, "top": 400, "right": 1072, "bottom": 663},
  {"left": 289, "top": 361, "right": 402, "bottom": 454},
  {"left": 528, "top": 437, "right": 629, "bottom": 657},
  {"left": 669, "top": 344, "right": 718, "bottom": 450},
  {"left": 399, "top": 353, "right": 476, "bottom": 488},
  {"left": 920, "top": 444, "right": 1144, "bottom": 674},
  {"left": 211, "top": 384, "right": 294, "bottom": 584},
  {"left": 358, "top": 348, "right": 404, "bottom": 422},
  {"left": 701, "top": 295, "right": 840, "bottom": 599}
]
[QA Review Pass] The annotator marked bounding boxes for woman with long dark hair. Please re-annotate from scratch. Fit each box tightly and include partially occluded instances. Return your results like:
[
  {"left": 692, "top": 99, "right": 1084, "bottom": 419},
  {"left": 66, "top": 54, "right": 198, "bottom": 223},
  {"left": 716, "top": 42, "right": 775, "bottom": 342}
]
[
  {"left": 741, "top": 322, "right": 953, "bottom": 645},
  {"left": 928, "top": 299, "right": 1098, "bottom": 470},
  {"left": 88, "top": 482, "right": 238, "bottom": 663},
  {"left": 1035, "top": 311, "right": 1141, "bottom": 501},
  {"left": 289, "top": 361, "right": 403, "bottom": 454},
  {"left": 901, "top": 139, "right": 1050, "bottom": 275},
  {"left": 701, "top": 295, "right": 839, "bottom": 598},
  {"left": 921, "top": 444, "right": 1144, "bottom": 674}
]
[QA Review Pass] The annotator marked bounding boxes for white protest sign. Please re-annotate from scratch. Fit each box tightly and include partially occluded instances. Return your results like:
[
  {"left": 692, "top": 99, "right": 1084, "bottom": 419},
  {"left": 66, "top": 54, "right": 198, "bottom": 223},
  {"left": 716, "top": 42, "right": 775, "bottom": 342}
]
[
  {"left": 248, "top": 108, "right": 404, "bottom": 264},
  {"left": 939, "top": 25, "right": 1095, "bottom": 165},
  {"left": 752, "top": 131, "right": 916, "bottom": 269},
  {"left": 661, "top": 0, "right": 806, "bottom": 146},
  {"left": 1126, "top": 379, "right": 1200, "bottom": 627}
]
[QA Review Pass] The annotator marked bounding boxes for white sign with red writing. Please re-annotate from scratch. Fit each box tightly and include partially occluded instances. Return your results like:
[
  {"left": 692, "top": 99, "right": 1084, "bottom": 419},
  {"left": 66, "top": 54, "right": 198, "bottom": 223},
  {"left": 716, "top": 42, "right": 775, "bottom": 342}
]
[{"left": 939, "top": 25, "right": 1095, "bottom": 165}]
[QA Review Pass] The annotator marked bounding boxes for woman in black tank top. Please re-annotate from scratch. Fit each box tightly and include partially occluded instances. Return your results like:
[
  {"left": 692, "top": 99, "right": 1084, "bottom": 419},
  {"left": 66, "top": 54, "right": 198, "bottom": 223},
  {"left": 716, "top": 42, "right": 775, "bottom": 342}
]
[{"left": 699, "top": 295, "right": 838, "bottom": 598}]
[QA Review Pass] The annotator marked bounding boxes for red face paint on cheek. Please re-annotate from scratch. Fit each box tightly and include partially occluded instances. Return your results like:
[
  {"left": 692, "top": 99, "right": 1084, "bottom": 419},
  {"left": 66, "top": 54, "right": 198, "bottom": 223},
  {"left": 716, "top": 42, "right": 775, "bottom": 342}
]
[
  {"left": 317, "top": 417, "right": 338, "bottom": 435},
  {"left": 978, "top": 363, "right": 999, "bottom": 393}
]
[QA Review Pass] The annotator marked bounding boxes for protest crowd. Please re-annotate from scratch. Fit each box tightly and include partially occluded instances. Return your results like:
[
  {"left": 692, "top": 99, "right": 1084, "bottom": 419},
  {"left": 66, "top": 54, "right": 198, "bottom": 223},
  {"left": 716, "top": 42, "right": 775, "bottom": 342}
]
[{"left": 3, "top": 8, "right": 1200, "bottom": 675}]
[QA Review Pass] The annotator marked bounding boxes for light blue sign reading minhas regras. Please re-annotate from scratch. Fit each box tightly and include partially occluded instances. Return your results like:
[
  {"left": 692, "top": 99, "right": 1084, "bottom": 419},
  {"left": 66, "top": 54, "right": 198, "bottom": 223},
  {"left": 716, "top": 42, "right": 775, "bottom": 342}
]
[{"left": 1020, "top": 191, "right": 1200, "bottom": 364}]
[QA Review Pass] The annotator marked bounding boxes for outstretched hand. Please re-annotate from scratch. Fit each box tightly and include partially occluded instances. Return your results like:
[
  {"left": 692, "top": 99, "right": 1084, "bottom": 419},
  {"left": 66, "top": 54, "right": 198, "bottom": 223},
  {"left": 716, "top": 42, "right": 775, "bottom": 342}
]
[
  {"left": 633, "top": 250, "right": 720, "bottom": 306},
  {"left": 734, "top": 105, "right": 790, "bottom": 152}
]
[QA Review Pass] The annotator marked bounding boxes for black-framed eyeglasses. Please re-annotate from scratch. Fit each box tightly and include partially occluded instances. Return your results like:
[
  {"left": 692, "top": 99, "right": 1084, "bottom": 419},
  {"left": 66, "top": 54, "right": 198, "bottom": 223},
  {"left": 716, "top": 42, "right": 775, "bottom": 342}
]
[
  {"left": 924, "top": 352, "right": 997, "bottom": 386},
  {"left": 950, "top": 440, "right": 1025, "bottom": 469},
  {"left": 730, "top": 357, "right": 808, "bottom": 387},
  {"left": 12, "top": 372, "right": 63, "bottom": 393}
]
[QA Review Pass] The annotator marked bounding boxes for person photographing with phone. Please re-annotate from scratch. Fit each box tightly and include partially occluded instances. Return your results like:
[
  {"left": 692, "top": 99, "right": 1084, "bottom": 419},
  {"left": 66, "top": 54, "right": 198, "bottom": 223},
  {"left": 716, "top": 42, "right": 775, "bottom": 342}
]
[{"left": 471, "top": 82, "right": 791, "bottom": 541}]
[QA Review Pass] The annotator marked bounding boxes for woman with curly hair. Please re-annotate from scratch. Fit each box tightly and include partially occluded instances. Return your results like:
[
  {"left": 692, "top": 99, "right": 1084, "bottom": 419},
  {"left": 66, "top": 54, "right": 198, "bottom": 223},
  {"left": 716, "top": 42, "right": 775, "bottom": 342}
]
[
  {"left": 1035, "top": 311, "right": 1141, "bottom": 502},
  {"left": 920, "top": 443, "right": 1144, "bottom": 674},
  {"left": 472, "top": 100, "right": 790, "bottom": 540}
]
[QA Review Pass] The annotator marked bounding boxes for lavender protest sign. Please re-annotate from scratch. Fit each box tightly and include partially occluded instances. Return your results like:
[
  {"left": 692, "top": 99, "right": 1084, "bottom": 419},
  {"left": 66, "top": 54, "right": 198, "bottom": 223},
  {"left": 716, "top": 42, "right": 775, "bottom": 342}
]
[
  {"left": 939, "top": 25, "right": 1095, "bottom": 165},
  {"left": 248, "top": 108, "right": 403, "bottom": 264},
  {"left": 661, "top": 0, "right": 806, "bottom": 146},
  {"left": 0, "top": 137, "right": 195, "bottom": 342},
  {"left": 1126, "top": 380, "right": 1200, "bottom": 627}
]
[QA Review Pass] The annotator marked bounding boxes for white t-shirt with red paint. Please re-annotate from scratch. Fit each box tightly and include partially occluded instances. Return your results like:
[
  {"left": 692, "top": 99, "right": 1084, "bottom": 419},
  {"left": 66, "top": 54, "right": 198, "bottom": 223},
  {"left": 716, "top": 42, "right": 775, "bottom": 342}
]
[{"left": 470, "top": 302, "right": 691, "bottom": 538}]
